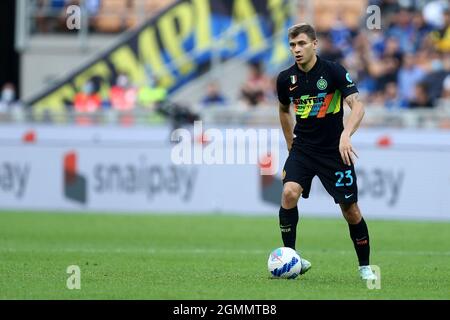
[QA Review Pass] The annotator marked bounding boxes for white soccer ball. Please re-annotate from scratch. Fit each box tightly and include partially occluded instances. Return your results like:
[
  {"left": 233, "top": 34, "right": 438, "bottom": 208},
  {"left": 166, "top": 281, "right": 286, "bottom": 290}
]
[{"left": 268, "top": 247, "right": 302, "bottom": 279}]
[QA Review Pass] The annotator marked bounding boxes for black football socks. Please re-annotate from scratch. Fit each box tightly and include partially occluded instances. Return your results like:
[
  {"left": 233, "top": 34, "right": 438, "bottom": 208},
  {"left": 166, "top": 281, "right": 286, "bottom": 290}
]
[
  {"left": 348, "top": 217, "right": 370, "bottom": 266},
  {"left": 279, "top": 206, "right": 299, "bottom": 249}
]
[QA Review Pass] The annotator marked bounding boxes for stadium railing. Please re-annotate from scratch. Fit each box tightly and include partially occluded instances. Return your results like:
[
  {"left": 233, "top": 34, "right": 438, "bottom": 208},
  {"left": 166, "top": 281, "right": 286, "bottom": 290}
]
[{"left": 2, "top": 103, "right": 450, "bottom": 129}]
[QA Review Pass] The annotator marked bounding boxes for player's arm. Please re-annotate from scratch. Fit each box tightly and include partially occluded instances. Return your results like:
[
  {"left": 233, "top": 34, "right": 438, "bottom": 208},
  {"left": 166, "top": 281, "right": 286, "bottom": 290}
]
[
  {"left": 340, "top": 92, "right": 365, "bottom": 166},
  {"left": 276, "top": 72, "right": 294, "bottom": 152},
  {"left": 279, "top": 102, "right": 294, "bottom": 152}
]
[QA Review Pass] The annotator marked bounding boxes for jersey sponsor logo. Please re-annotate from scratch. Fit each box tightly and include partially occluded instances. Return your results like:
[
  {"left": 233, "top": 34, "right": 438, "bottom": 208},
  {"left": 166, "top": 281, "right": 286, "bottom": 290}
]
[
  {"left": 316, "top": 77, "right": 328, "bottom": 90},
  {"left": 289, "top": 85, "right": 298, "bottom": 91},
  {"left": 292, "top": 90, "right": 342, "bottom": 118}
]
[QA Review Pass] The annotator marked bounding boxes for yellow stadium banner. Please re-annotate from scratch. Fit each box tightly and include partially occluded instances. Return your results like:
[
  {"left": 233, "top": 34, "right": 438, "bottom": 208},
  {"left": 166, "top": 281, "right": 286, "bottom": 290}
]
[{"left": 27, "top": 0, "right": 294, "bottom": 115}]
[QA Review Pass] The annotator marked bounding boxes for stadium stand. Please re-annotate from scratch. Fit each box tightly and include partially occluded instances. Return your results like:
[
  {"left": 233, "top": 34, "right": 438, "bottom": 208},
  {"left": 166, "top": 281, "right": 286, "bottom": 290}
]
[
  {"left": 7, "top": 0, "right": 450, "bottom": 128},
  {"left": 94, "top": 0, "right": 175, "bottom": 32},
  {"left": 32, "top": 0, "right": 175, "bottom": 33}
]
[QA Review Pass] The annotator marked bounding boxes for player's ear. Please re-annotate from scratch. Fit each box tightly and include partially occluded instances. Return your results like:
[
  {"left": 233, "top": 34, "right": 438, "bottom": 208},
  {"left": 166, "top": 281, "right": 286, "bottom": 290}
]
[{"left": 313, "top": 39, "right": 318, "bottom": 50}]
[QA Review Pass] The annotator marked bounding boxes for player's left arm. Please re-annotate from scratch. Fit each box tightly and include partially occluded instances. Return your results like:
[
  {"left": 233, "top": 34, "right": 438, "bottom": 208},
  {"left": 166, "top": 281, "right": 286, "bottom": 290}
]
[{"left": 340, "top": 92, "right": 365, "bottom": 166}]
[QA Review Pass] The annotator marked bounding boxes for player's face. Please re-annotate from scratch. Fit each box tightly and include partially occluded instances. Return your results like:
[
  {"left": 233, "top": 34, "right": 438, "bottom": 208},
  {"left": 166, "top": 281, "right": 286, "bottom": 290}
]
[{"left": 289, "top": 33, "right": 317, "bottom": 65}]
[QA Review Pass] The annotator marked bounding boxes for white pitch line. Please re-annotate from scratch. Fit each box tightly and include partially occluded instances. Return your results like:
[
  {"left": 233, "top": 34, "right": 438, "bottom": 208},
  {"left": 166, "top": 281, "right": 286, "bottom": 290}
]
[{"left": 1, "top": 247, "right": 450, "bottom": 256}]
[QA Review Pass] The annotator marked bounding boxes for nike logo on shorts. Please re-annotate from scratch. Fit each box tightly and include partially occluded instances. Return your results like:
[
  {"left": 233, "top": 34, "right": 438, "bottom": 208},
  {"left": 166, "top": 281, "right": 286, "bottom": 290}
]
[{"left": 345, "top": 193, "right": 354, "bottom": 199}]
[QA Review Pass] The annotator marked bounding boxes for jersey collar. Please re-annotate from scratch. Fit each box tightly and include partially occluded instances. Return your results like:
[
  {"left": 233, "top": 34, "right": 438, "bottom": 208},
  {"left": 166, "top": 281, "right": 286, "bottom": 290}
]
[{"left": 295, "top": 55, "right": 321, "bottom": 74}]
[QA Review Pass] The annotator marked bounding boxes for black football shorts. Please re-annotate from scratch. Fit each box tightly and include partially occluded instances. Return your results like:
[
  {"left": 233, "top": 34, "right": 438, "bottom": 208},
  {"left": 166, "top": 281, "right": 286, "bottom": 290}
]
[{"left": 282, "top": 148, "right": 358, "bottom": 204}]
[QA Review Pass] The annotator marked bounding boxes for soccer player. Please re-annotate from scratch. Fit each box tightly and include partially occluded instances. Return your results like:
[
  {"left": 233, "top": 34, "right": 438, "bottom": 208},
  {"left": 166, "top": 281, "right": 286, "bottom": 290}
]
[{"left": 276, "top": 23, "right": 377, "bottom": 280}]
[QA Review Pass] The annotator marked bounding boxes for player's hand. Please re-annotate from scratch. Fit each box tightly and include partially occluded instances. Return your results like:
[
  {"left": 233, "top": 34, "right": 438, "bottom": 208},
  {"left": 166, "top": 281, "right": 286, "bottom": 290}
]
[
  {"left": 287, "top": 140, "right": 293, "bottom": 152},
  {"left": 339, "top": 132, "right": 358, "bottom": 166}
]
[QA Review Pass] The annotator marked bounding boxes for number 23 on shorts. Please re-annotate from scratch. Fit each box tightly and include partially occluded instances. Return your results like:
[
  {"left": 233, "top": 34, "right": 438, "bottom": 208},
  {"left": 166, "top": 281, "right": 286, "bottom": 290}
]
[{"left": 335, "top": 170, "right": 353, "bottom": 187}]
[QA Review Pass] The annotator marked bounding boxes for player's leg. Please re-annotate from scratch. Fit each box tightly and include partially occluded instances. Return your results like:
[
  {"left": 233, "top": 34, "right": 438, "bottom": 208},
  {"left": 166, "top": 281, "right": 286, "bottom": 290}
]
[
  {"left": 279, "top": 181, "right": 302, "bottom": 249},
  {"left": 280, "top": 150, "right": 314, "bottom": 250},
  {"left": 281, "top": 152, "right": 314, "bottom": 275},
  {"left": 315, "top": 155, "right": 376, "bottom": 279},
  {"left": 340, "top": 203, "right": 370, "bottom": 266},
  {"left": 340, "top": 203, "right": 377, "bottom": 280},
  {"left": 280, "top": 182, "right": 311, "bottom": 274}
]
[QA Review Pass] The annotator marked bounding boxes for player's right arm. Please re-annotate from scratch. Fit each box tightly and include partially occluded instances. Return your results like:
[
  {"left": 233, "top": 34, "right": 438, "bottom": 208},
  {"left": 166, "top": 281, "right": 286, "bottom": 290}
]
[
  {"left": 279, "top": 102, "right": 294, "bottom": 152},
  {"left": 276, "top": 72, "right": 294, "bottom": 152}
]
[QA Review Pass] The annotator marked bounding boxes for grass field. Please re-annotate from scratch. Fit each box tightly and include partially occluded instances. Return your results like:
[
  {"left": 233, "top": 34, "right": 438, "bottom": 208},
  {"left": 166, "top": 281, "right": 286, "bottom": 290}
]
[{"left": 0, "top": 211, "right": 449, "bottom": 299}]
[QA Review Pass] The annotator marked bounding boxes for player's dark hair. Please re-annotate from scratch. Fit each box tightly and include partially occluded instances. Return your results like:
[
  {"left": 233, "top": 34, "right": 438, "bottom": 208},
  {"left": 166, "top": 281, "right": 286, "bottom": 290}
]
[{"left": 288, "top": 23, "right": 317, "bottom": 41}]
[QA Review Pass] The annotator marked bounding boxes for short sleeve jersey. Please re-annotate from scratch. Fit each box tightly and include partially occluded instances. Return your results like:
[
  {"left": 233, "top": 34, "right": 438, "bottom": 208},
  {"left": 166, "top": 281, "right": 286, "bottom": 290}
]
[{"left": 276, "top": 56, "right": 358, "bottom": 154}]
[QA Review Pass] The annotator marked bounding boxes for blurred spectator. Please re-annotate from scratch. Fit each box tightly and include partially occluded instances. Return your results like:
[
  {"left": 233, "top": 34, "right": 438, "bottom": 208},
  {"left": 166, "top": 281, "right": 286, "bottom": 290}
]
[
  {"left": 0, "top": 83, "right": 22, "bottom": 113},
  {"left": 397, "top": 53, "right": 426, "bottom": 103},
  {"left": 73, "top": 79, "right": 102, "bottom": 113},
  {"left": 409, "top": 83, "right": 434, "bottom": 108},
  {"left": 384, "top": 81, "right": 408, "bottom": 109},
  {"left": 370, "top": 37, "right": 402, "bottom": 92},
  {"left": 411, "top": 11, "right": 434, "bottom": 52},
  {"left": 328, "top": 13, "right": 354, "bottom": 57},
  {"left": 375, "top": 56, "right": 401, "bottom": 93},
  {"left": 109, "top": 73, "right": 138, "bottom": 126},
  {"left": 240, "top": 62, "right": 271, "bottom": 107},
  {"left": 383, "top": 36, "right": 403, "bottom": 62},
  {"left": 345, "top": 32, "right": 375, "bottom": 98},
  {"left": 73, "top": 78, "right": 102, "bottom": 125},
  {"left": 368, "top": 30, "right": 386, "bottom": 59},
  {"left": 377, "top": 0, "right": 400, "bottom": 17},
  {"left": 421, "top": 52, "right": 449, "bottom": 102},
  {"left": 109, "top": 73, "right": 137, "bottom": 111},
  {"left": 430, "top": 8, "right": 450, "bottom": 53},
  {"left": 201, "top": 82, "right": 227, "bottom": 107},
  {"left": 442, "top": 74, "right": 450, "bottom": 99},
  {"left": 318, "top": 33, "right": 344, "bottom": 64},
  {"left": 414, "top": 47, "right": 434, "bottom": 70},
  {"left": 137, "top": 77, "right": 168, "bottom": 109},
  {"left": 368, "top": 91, "right": 386, "bottom": 107},
  {"left": 387, "top": 8, "right": 415, "bottom": 53}
]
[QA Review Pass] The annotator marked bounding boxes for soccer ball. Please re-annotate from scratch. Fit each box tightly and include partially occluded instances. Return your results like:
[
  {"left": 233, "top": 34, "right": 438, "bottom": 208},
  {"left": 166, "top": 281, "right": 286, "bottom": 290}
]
[{"left": 268, "top": 247, "right": 302, "bottom": 279}]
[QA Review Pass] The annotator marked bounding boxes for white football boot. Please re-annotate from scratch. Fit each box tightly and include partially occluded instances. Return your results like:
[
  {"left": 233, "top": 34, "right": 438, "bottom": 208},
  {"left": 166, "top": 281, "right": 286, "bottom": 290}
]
[
  {"left": 359, "top": 265, "right": 377, "bottom": 280},
  {"left": 299, "top": 257, "right": 312, "bottom": 275}
]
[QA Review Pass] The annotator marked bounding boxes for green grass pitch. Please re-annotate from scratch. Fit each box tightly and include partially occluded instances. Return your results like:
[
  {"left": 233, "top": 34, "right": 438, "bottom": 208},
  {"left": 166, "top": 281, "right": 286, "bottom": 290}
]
[{"left": 0, "top": 211, "right": 449, "bottom": 299}]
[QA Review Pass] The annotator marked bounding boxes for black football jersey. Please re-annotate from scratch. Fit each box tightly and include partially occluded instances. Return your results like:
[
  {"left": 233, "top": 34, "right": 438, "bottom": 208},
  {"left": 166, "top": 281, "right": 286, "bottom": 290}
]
[{"left": 277, "top": 56, "right": 358, "bottom": 154}]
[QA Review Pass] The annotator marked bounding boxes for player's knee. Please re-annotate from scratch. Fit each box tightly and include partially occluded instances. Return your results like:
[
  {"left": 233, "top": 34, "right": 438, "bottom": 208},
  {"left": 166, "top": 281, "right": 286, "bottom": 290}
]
[
  {"left": 282, "top": 184, "right": 302, "bottom": 207},
  {"left": 341, "top": 203, "right": 361, "bottom": 224}
]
